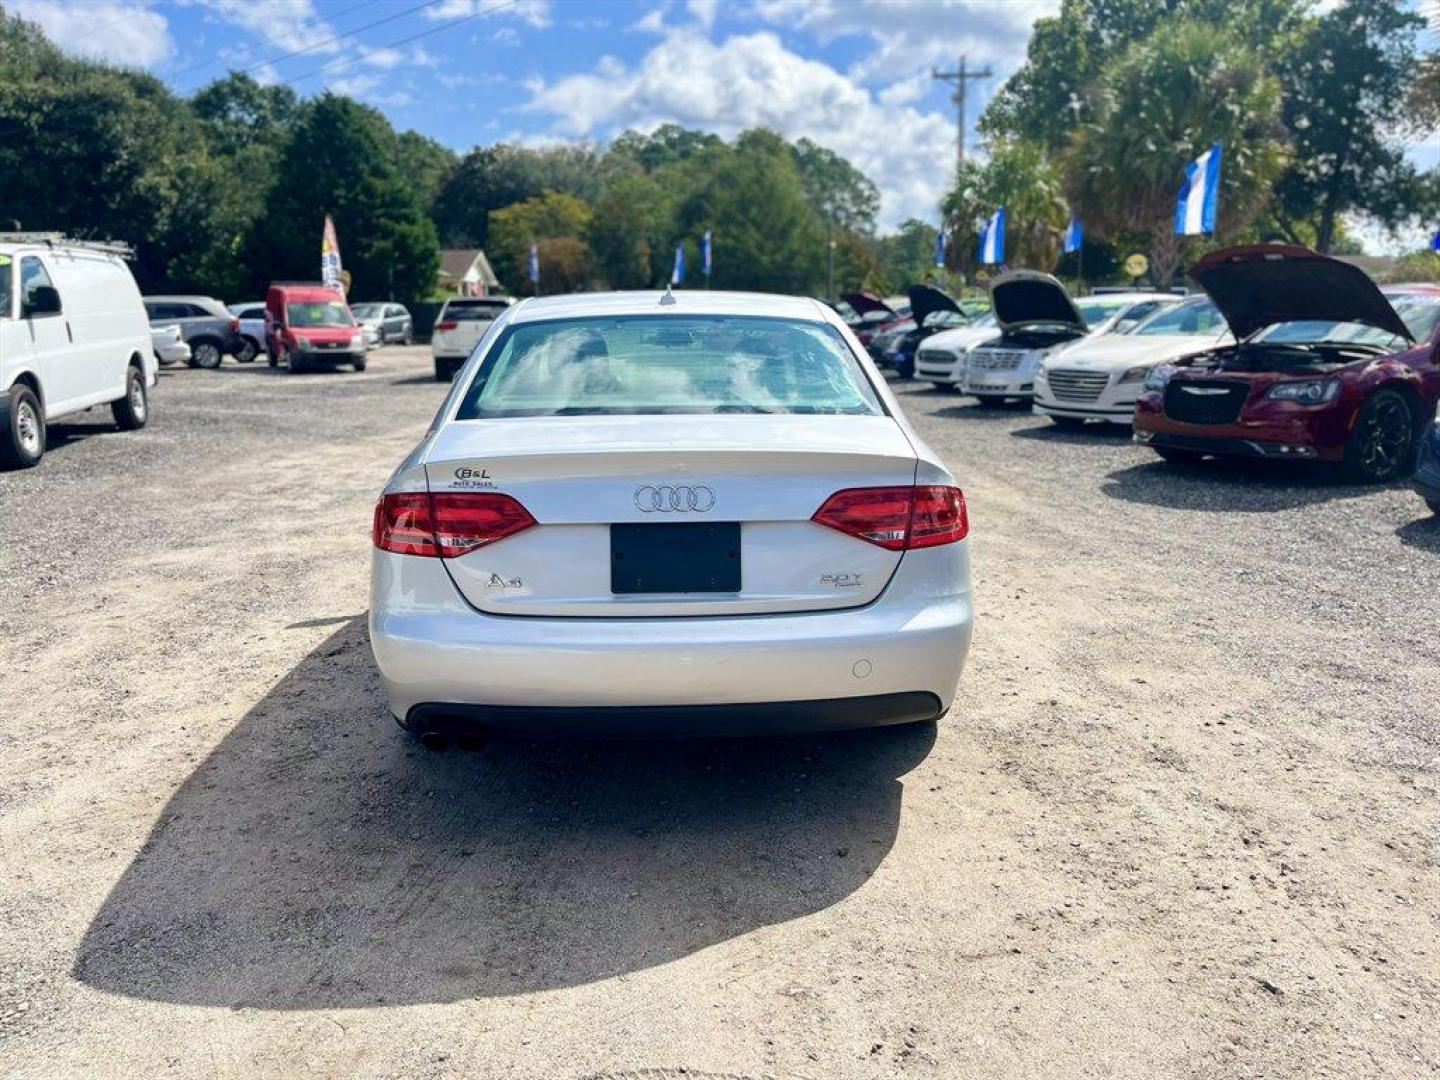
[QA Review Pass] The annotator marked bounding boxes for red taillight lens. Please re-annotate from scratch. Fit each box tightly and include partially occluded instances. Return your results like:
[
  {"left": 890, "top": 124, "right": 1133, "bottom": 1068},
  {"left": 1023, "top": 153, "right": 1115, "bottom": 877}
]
[
  {"left": 434, "top": 320, "right": 458, "bottom": 332},
  {"left": 372, "top": 492, "right": 535, "bottom": 558},
  {"left": 811, "top": 485, "right": 967, "bottom": 550},
  {"left": 907, "top": 485, "right": 968, "bottom": 548},
  {"left": 230, "top": 318, "right": 241, "bottom": 333}
]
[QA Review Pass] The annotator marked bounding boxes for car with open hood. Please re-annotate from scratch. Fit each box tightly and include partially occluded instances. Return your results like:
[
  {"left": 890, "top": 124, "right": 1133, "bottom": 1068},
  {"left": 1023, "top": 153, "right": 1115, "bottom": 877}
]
[
  {"left": 840, "top": 292, "right": 910, "bottom": 351},
  {"left": 1033, "top": 297, "right": 1232, "bottom": 426},
  {"left": 877, "top": 285, "right": 972, "bottom": 378},
  {"left": 1134, "top": 246, "right": 1440, "bottom": 482},
  {"left": 914, "top": 313, "right": 1000, "bottom": 389},
  {"left": 962, "top": 275, "right": 1175, "bottom": 404}
]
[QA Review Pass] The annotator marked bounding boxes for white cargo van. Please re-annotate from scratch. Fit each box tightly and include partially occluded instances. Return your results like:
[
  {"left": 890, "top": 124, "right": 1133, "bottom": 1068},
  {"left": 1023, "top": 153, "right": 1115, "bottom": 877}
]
[{"left": 0, "top": 235, "right": 154, "bottom": 468}]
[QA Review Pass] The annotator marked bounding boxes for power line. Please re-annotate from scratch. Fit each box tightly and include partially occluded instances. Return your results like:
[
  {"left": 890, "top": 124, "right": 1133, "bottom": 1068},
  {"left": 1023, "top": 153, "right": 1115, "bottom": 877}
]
[
  {"left": 274, "top": 0, "right": 518, "bottom": 88},
  {"left": 175, "top": 0, "right": 456, "bottom": 91},
  {"left": 170, "top": 0, "right": 379, "bottom": 85}
]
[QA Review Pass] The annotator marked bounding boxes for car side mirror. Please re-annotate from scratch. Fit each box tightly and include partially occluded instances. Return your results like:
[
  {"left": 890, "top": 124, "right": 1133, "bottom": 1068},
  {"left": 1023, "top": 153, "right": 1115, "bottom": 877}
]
[{"left": 24, "top": 285, "right": 61, "bottom": 318}]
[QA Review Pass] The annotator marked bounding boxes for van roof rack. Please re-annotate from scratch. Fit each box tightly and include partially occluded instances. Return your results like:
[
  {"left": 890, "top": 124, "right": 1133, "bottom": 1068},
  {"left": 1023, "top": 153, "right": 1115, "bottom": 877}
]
[{"left": 0, "top": 232, "right": 134, "bottom": 257}]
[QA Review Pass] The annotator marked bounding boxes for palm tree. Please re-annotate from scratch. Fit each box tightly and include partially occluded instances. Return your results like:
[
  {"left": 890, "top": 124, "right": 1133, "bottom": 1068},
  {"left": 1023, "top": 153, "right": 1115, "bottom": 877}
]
[{"left": 1064, "top": 19, "right": 1287, "bottom": 285}]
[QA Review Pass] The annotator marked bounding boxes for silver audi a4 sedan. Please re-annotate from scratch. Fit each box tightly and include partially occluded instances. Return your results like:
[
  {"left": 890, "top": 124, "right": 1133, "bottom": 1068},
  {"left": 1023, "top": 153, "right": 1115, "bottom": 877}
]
[{"left": 369, "top": 291, "right": 974, "bottom": 744}]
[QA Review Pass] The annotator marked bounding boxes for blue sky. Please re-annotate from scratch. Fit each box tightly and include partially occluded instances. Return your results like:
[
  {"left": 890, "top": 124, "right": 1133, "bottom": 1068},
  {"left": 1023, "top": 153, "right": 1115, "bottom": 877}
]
[
  {"left": 13, "top": 0, "right": 1054, "bottom": 230},
  {"left": 11, "top": 0, "right": 1437, "bottom": 247}
]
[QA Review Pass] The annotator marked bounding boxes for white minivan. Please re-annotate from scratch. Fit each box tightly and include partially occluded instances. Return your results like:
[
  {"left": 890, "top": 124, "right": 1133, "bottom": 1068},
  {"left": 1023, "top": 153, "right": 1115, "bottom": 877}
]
[{"left": 0, "top": 236, "right": 155, "bottom": 469}]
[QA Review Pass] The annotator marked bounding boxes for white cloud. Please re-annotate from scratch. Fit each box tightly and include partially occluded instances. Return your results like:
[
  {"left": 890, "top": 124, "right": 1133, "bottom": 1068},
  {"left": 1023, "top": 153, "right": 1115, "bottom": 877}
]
[
  {"left": 688, "top": 0, "right": 719, "bottom": 30},
  {"left": 197, "top": 0, "right": 338, "bottom": 56},
  {"left": 11, "top": 0, "right": 172, "bottom": 66},
  {"left": 424, "top": 0, "right": 551, "bottom": 29},
  {"left": 631, "top": 7, "right": 668, "bottom": 35},
  {"left": 527, "top": 29, "right": 957, "bottom": 229},
  {"left": 752, "top": 0, "right": 1053, "bottom": 83}
]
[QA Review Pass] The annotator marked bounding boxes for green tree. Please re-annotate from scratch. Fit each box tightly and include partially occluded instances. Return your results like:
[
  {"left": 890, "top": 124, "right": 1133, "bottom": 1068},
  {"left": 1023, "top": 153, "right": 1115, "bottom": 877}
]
[
  {"left": 0, "top": 9, "right": 231, "bottom": 293},
  {"left": 1064, "top": 20, "right": 1287, "bottom": 284},
  {"left": 878, "top": 219, "right": 940, "bottom": 291},
  {"left": 394, "top": 130, "right": 458, "bottom": 212},
  {"left": 942, "top": 141, "right": 1069, "bottom": 275},
  {"left": 589, "top": 171, "right": 674, "bottom": 289},
  {"left": 488, "top": 191, "right": 594, "bottom": 294},
  {"left": 609, "top": 123, "right": 723, "bottom": 171},
  {"left": 793, "top": 137, "right": 879, "bottom": 235},
  {"left": 675, "top": 131, "right": 824, "bottom": 295},
  {"left": 1269, "top": 0, "right": 1429, "bottom": 251},
  {"left": 432, "top": 144, "right": 602, "bottom": 247},
  {"left": 246, "top": 94, "right": 438, "bottom": 304}
]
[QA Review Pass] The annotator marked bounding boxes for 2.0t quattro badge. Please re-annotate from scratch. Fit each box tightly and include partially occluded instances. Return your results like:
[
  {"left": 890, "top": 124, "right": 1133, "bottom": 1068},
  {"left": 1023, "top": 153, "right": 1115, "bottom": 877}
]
[{"left": 634, "top": 484, "right": 716, "bottom": 512}]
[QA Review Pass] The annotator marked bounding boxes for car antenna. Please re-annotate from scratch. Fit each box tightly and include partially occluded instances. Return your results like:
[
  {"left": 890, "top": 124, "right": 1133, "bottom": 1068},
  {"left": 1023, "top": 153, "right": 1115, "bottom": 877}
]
[{"left": 659, "top": 283, "right": 677, "bottom": 306}]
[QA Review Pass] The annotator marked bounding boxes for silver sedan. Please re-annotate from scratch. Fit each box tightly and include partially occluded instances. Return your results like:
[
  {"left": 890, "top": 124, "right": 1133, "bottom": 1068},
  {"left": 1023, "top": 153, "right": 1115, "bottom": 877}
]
[{"left": 369, "top": 291, "right": 974, "bottom": 745}]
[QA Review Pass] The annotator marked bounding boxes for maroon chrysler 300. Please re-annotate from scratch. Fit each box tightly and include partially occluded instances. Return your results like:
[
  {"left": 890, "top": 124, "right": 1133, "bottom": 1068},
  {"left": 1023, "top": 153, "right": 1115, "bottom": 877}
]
[{"left": 1134, "top": 245, "right": 1440, "bottom": 482}]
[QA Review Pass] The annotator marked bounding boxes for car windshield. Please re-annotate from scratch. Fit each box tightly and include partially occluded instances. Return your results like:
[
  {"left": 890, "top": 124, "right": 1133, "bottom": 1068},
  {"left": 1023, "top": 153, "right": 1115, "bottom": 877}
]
[
  {"left": 287, "top": 301, "right": 353, "bottom": 328},
  {"left": 1250, "top": 320, "right": 1404, "bottom": 349},
  {"left": 350, "top": 303, "right": 383, "bottom": 318},
  {"left": 1389, "top": 294, "right": 1440, "bottom": 342},
  {"left": 1131, "top": 299, "right": 1225, "bottom": 336},
  {"left": 445, "top": 301, "right": 510, "bottom": 321},
  {"left": 923, "top": 310, "right": 965, "bottom": 328},
  {"left": 457, "top": 315, "right": 884, "bottom": 419},
  {"left": 1075, "top": 298, "right": 1129, "bottom": 327}
]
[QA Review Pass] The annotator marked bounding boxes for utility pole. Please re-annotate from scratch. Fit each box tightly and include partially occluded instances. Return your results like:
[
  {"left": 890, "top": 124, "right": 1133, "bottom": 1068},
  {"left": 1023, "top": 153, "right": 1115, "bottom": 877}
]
[{"left": 932, "top": 55, "right": 992, "bottom": 183}]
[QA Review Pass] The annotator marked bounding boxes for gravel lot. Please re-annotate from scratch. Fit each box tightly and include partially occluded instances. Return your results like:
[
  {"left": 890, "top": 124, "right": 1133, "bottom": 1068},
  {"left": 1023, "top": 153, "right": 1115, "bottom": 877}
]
[{"left": 1, "top": 346, "right": 1437, "bottom": 1079}]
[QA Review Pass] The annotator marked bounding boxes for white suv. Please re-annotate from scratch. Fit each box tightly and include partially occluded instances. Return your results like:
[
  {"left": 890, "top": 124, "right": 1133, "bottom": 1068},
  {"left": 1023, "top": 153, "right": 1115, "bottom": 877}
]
[
  {"left": 431, "top": 296, "right": 514, "bottom": 381},
  {"left": 1, "top": 235, "right": 155, "bottom": 469}
]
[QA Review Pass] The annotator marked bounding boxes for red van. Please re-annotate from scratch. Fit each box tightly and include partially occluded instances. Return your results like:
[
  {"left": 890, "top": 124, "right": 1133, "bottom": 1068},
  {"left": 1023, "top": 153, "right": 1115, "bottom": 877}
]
[{"left": 264, "top": 283, "right": 367, "bottom": 374}]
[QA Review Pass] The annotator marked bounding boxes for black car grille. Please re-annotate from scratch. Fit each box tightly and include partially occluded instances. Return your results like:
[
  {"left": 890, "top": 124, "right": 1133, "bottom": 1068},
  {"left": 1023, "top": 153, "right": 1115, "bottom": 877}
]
[
  {"left": 1163, "top": 379, "right": 1250, "bottom": 425},
  {"left": 1045, "top": 369, "right": 1110, "bottom": 403}
]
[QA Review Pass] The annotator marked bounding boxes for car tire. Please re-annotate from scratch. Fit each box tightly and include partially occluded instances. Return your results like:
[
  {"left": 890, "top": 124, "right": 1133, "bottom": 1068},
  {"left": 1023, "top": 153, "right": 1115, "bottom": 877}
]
[
  {"left": 1154, "top": 446, "right": 1205, "bottom": 464},
  {"left": 289, "top": 352, "right": 309, "bottom": 374},
  {"left": 111, "top": 364, "right": 148, "bottom": 431},
  {"left": 0, "top": 383, "right": 45, "bottom": 469},
  {"left": 435, "top": 359, "right": 453, "bottom": 382},
  {"left": 403, "top": 326, "right": 413, "bottom": 346},
  {"left": 1342, "top": 388, "right": 1416, "bottom": 483},
  {"left": 192, "top": 340, "right": 223, "bottom": 369},
  {"left": 353, "top": 358, "right": 367, "bottom": 372},
  {"left": 236, "top": 337, "right": 260, "bottom": 364},
  {"left": 1049, "top": 416, "right": 1087, "bottom": 429}
]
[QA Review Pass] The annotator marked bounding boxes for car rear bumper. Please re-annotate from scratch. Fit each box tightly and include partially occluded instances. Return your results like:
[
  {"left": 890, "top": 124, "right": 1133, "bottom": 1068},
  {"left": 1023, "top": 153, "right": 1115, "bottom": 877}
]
[{"left": 369, "top": 548, "right": 973, "bottom": 733}]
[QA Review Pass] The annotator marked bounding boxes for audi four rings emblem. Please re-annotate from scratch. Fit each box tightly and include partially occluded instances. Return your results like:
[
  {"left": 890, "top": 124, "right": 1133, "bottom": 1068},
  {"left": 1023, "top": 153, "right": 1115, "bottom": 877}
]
[{"left": 634, "top": 484, "right": 716, "bottom": 512}]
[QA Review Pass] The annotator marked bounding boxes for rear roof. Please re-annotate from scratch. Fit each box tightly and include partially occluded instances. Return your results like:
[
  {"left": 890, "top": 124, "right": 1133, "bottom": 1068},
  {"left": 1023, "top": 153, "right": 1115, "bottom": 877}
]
[{"left": 504, "top": 290, "right": 831, "bottom": 325}]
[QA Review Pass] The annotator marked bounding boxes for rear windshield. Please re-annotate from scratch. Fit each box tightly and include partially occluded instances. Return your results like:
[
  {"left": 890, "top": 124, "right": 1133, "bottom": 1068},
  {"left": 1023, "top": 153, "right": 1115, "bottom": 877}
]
[
  {"left": 444, "top": 301, "right": 510, "bottom": 321},
  {"left": 350, "top": 303, "right": 383, "bottom": 318},
  {"left": 287, "top": 301, "right": 353, "bottom": 328},
  {"left": 1075, "top": 298, "right": 1128, "bottom": 327},
  {"left": 456, "top": 315, "right": 884, "bottom": 419}
]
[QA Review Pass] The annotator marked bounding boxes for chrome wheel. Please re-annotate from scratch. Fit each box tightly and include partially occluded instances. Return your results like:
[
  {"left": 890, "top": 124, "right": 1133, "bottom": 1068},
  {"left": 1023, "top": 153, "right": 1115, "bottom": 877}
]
[
  {"left": 1356, "top": 395, "right": 1412, "bottom": 480},
  {"left": 129, "top": 372, "right": 147, "bottom": 422},
  {"left": 236, "top": 338, "right": 258, "bottom": 363},
  {"left": 194, "top": 342, "right": 222, "bottom": 369},
  {"left": 16, "top": 399, "right": 41, "bottom": 456}
]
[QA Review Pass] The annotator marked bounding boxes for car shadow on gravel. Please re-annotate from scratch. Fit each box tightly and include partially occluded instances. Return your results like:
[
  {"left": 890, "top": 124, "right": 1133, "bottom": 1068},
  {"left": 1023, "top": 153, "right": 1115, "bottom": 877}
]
[
  {"left": 1395, "top": 515, "right": 1440, "bottom": 552},
  {"left": 929, "top": 402, "right": 1028, "bottom": 422},
  {"left": 1010, "top": 422, "right": 1133, "bottom": 446},
  {"left": 1102, "top": 459, "right": 1389, "bottom": 512},
  {"left": 73, "top": 617, "right": 933, "bottom": 1009}
]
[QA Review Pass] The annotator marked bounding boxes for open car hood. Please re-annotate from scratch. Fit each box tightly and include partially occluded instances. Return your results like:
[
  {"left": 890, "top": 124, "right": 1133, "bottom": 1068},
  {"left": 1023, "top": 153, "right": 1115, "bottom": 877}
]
[
  {"left": 907, "top": 284, "right": 963, "bottom": 327},
  {"left": 1190, "top": 245, "right": 1412, "bottom": 342},
  {"left": 840, "top": 291, "right": 897, "bottom": 319},
  {"left": 990, "top": 271, "right": 1085, "bottom": 333}
]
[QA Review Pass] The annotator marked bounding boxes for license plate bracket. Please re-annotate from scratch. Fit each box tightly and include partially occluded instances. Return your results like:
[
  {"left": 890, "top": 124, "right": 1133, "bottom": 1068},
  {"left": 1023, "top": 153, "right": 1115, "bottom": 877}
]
[{"left": 611, "top": 522, "right": 741, "bottom": 594}]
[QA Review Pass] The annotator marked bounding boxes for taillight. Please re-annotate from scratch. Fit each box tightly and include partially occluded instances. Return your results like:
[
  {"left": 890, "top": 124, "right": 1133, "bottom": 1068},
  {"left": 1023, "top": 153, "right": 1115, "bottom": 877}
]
[
  {"left": 230, "top": 318, "right": 241, "bottom": 333},
  {"left": 434, "top": 320, "right": 458, "bottom": 332},
  {"left": 372, "top": 492, "right": 536, "bottom": 558},
  {"left": 811, "top": 485, "right": 968, "bottom": 550}
]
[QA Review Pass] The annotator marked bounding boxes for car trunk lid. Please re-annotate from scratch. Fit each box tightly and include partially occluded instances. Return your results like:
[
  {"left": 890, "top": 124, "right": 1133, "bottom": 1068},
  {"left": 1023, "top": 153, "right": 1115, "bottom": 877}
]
[{"left": 423, "top": 415, "right": 919, "bottom": 617}]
